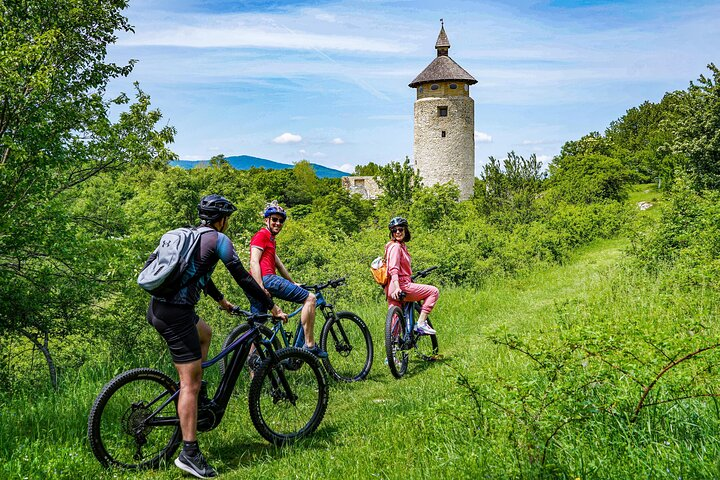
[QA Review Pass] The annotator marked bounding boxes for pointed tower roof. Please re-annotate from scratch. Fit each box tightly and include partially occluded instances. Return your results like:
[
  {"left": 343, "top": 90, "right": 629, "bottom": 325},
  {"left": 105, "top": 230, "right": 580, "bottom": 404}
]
[
  {"left": 409, "top": 21, "right": 477, "bottom": 88},
  {"left": 435, "top": 19, "right": 450, "bottom": 55}
]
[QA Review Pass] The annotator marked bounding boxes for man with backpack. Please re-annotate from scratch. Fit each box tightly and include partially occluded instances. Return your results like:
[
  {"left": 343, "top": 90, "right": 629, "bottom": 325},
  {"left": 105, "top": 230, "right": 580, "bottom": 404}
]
[
  {"left": 143, "top": 194, "right": 286, "bottom": 479},
  {"left": 247, "top": 201, "right": 327, "bottom": 358}
]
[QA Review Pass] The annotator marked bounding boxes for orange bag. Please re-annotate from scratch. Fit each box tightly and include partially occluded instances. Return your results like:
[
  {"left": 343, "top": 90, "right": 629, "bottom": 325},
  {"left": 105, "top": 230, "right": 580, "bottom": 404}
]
[{"left": 370, "top": 255, "right": 388, "bottom": 286}]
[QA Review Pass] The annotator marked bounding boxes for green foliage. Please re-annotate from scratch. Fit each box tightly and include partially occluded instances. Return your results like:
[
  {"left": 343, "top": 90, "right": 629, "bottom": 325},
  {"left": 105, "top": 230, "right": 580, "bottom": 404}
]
[
  {"left": 548, "top": 153, "right": 631, "bottom": 203},
  {"left": 353, "top": 161, "right": 382, "bottom": 176},
  {"left": 668, "top": 63, "right": 720, "bottom": 188},
  {"left": 559, "top": 131, "right": 615, "bottom": 158},
  {"left": 630, "top": 172, "right": 720, "bottom": 278},
  {"left": 606, "top": 97, "right": 682, "bottom": 183},
  {"left": 375, "top": 156, "right": 421, "bottom": 206},
  {"left": 0, "top": 0, "right": 176, "bottom": 387},
  {"left": 475, "top": 151, "right": 545, "bottom": 227},
  {"left": 410, "top": 182, "right": 460, "bottom": 229}
]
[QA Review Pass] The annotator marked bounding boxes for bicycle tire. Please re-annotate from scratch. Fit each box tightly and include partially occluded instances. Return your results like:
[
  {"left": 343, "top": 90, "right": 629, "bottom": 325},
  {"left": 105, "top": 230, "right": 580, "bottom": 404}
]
[
  {"left": 219, "top": 323, "right": 281, "bottom": 378},
  {"left": 248, "top": 347, "right": 329, "bottom": 445},
  {"left": 87, "top": 368, "right": 181, "bottom": 469},
  {"left": 414, "top": 318, "right": 439, "bottom": 360},
  {"left": 320, "top": 311, "right": 374, "bottom": 382},
  {"left": 385, "top": 306, "right": 409, "bottom": 379}
]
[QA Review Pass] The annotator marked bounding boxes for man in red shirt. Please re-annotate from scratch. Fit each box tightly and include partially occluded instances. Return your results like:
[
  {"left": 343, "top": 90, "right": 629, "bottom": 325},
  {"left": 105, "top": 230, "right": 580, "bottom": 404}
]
[{"left": 247, "top": 201, "right": 327, "bottom": 358}]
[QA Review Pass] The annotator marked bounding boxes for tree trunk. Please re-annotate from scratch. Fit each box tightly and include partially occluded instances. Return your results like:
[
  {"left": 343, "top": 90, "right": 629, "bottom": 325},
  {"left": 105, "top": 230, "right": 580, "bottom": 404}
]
[{"left": 20, "top": 328, "right": 57, "bottom": 390}]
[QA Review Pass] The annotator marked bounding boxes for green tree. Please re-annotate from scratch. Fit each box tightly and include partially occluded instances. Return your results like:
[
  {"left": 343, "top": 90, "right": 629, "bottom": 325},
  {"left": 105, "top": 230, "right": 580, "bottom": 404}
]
[
  {"left": 669, "top": 63, "right": 720, "bottom": 188},
  {"left": 548, "top": 153, "right": 630, "bottom": 204},
  {"left": 475, "top": 152, "right": 545, "bottom": 226},
  {"left": 411, "top": 182, "right": 460, "bottom": 229},
  {"left": 558, "top": 132, "right": 615, "bottom": 158},
  {"left": 376, "top": 156, "right": 421, "bottom": 206},
  {"left": 353, "top": 162, "right": 382, "bottom": 176},
  {"left": 0, "top": 0, "right": 176, "bottom": 388},
  {"left": 605, "top": 95, "right": 683, "bottom": 185}
]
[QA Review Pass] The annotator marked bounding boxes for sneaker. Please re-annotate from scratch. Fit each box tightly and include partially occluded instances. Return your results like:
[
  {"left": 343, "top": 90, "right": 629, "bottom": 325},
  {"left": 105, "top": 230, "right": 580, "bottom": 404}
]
[
  {"left": 304, "top": 344, "right": 329, "bottom": 359},
  {"left": 175, "top": 450, "right": 217, "bottom": 479},
  {"left": 414, "top": 323, "right": 437, "bottom": 335}
]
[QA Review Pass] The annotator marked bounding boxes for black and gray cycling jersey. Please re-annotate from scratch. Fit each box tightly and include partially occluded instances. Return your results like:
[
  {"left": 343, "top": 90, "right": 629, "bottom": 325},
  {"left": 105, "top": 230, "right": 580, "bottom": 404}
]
[{"left": 145, "top": 228, "right": 273, "bottom": 310}]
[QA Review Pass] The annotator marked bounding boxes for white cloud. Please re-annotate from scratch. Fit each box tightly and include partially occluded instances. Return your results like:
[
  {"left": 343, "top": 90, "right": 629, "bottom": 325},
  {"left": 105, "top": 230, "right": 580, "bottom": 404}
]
[
  {"left": 273, "top": 132, "right": 302, "bottom": 144},
  {"left": 334, "top": 163, "right": 354, "bottom": 173},
  {"left": 123, "top": 23, "right": 405, "bottom": 54},
  {"left": 299, "top": 149, "right": 307, "bottom": 155},
  {"left": 312, "top": 152, "right": 327, "bottom": 158},
  {"left": 331, "top": 137, "right": 345, "bottom": 145},
  {"left": 475, "top": 131, "right": 493, "bottom": 143}
]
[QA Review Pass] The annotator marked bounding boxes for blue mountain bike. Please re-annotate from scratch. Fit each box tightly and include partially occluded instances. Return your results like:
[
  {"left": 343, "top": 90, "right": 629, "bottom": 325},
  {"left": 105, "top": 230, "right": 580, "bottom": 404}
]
[
  {"left": 221, "top": 277, "right": 373, "bottom": 382},
  {"left": 87, "top": 309, "right": 329, "bottom": 470},
  {"left": 384, "top": 266, "right": 440, "bottom": 379}
]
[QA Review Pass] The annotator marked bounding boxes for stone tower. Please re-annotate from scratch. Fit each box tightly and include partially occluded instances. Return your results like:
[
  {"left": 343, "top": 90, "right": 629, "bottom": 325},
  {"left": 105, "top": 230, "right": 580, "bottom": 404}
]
[{"left": 409, "top": 21, "right": 477, "bottom": 200}]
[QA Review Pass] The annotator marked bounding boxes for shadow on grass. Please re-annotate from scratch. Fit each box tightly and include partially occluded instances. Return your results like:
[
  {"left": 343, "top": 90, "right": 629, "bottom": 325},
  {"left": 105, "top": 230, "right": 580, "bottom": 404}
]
[
  {"left": 402, "top": 354, "right": 448, "bottom": 379},
  {"left": 209, "top": 424, "right": 339, "bottom": 469}
]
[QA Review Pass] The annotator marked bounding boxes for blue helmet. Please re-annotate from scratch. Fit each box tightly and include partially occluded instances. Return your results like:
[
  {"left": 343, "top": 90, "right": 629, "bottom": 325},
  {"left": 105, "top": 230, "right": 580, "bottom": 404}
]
[{"left": 263, "top": 201, "right": 287, "bottom": 220}]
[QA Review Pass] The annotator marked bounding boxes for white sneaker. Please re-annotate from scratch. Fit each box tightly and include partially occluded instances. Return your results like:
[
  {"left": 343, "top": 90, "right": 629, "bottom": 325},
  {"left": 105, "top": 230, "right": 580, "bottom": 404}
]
[{"left": 414, "top": 323, "right": 436, "bottom": 335}]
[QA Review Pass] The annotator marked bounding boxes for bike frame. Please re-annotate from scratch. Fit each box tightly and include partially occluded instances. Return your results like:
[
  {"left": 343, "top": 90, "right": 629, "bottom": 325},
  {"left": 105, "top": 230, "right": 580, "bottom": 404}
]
[
  {"left": 265, "top": 282, "right": 337, "bottom": 349},
  {"left": 145, "top": 315, "right": 282, "bottom": 430},
  {"left": 394, "top": 266, "right": 437, "bottom": 349}
]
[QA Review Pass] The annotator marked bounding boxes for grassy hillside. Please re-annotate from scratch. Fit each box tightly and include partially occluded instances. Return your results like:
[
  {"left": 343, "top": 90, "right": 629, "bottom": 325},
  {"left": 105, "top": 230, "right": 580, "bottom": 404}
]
[{"left": 5, "top": 217, "right": 720, "bottom": 479}]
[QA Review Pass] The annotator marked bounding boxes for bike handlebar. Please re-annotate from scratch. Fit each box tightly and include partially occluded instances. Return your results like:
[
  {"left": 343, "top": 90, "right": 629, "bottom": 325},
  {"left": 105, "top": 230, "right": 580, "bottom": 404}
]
[
  {"left": 298, "top": 277, "right": 347, "bottom": 292},
  {"left": 411, "top": 266, "right": 438, "bottom": 281},
  {"left": 227, "top": 307, "right": 278, "bottom": 324},
  {"left": 397, "top": 267, "right": 439, "bottom": 301}
]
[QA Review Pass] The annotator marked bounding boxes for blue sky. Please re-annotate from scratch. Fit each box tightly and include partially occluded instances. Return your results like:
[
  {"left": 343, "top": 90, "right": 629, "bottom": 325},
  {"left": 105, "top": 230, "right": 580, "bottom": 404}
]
[{"left": 107, "top": 0, "right": 720, "bottom": 175}]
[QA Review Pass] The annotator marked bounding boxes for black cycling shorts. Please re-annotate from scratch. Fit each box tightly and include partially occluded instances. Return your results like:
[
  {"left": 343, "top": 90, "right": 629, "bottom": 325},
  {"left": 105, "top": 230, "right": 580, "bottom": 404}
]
[{"left": 146, "top": 298, "right": 202, "bottom": 364}]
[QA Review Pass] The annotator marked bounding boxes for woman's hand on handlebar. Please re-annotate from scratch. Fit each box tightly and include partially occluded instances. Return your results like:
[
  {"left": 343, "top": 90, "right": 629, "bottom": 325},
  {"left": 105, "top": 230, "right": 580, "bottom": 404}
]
[
  {"left": 271, "top": 304, "right": 289, "bottom": 323},
  {"left": 389, "top": 281, "right": 402, "bottom": 300}
]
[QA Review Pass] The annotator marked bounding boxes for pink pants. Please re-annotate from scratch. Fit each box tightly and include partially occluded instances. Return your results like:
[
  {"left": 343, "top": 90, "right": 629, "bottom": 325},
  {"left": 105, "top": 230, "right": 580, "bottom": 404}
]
[{"left": 387, "top": 280, "right": 439, "bottom": 314}]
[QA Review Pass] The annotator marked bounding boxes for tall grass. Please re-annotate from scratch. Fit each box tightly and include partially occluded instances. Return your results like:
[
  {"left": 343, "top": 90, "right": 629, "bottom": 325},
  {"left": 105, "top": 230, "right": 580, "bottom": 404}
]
[{"left": 4, "top": 234, "right": 720, "bottom": 479}]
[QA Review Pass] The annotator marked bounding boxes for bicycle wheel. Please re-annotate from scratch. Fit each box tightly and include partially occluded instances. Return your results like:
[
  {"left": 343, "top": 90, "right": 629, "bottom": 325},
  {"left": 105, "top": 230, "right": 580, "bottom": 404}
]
[
  {"left": 320, "top": 311, "right": 374, "bottom": 382},
  {"left": 385, "top": 306, "right": 408, "bottom": 379},
  {"left": 88, "top": 368, "right": 180, "bottom": 469},
  {"left": 248, "top": 347, "right": 329, "bottom": 445},
  {"left": 414, "top": 318, "right": 439, "bottom": 360},
  {"left": 219, "top": 323, "right": 281, "bottom": 377}
]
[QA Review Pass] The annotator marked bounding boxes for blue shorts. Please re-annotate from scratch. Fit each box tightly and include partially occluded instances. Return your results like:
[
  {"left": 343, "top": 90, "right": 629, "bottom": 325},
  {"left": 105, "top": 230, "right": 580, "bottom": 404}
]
[{"left": 248, "top": 274, "right": 310, "bottom": 314}]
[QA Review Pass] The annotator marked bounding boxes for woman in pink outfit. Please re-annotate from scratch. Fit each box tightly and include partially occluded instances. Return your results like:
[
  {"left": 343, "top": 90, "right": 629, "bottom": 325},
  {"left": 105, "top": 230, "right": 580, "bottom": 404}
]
[{"left": 385, "top": 217, "right": 439, "bottom": 335}]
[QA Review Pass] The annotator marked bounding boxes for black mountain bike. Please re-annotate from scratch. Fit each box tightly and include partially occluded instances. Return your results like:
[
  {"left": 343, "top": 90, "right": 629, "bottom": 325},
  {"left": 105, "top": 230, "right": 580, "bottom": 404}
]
[
  {"left": 385, "top": 266, "right": 440, "bottom": 379},
  {"left": 221, "top": 277, "right": 373, "bottom": 382},
  {"left": 87, "top": 309, "right": 329, "bottom": 470}
]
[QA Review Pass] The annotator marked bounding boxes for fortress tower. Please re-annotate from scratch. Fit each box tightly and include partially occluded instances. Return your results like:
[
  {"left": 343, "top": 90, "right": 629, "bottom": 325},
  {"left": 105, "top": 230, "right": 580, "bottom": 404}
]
[{"left": 409, "top": 21, "right": 477, "bottom": 200}]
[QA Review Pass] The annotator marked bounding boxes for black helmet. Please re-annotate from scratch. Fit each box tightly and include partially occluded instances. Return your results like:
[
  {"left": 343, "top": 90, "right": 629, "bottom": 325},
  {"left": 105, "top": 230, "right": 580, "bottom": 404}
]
[
  {"left": 388, "top": 217, "right": 409, "bottom": 229},
  {"left": 388, "top": 216, "right": 411, "bottom": 241},
  {"left": 198, "top": 194, "right": 237, "bottom": 222}
]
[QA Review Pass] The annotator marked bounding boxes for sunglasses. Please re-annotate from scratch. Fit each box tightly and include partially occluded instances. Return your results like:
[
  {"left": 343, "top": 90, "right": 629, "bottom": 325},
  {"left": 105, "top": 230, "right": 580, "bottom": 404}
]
[
  {"left": 269, "top": 216, "right": 285, "bottom": 224},
  {"left": 391, "top": 227, "right": 405, "bottom": 233}
]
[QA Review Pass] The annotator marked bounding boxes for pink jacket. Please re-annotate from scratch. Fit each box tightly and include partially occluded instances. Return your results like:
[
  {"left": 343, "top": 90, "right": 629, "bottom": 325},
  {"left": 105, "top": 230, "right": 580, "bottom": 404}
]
[{"left": 386, "top": 240, "right": 412, "bottom": 284}]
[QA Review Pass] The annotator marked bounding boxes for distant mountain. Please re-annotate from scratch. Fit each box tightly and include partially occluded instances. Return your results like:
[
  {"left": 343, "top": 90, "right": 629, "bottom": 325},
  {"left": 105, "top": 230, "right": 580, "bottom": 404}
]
[{"left": 169, "top": 155, "right": 347, "bottom": 179}]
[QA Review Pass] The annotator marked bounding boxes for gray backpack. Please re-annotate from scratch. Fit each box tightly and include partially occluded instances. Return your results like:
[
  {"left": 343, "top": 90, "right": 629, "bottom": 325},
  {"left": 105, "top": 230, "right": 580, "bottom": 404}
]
[{"left": 137, "top": 226, "right": 212, "bottom": 297}]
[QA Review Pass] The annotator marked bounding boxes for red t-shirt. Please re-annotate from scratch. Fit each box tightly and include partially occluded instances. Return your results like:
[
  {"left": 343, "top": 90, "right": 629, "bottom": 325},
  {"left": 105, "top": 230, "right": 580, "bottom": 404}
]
[{"left": 250, "top": 227, "right": 277, "bottom": 276}]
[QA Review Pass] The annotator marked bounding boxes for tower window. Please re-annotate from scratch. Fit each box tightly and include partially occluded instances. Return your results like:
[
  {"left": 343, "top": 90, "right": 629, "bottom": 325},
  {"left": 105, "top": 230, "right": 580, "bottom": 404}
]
[
  {"left": 418, "top": 86, "right": 423, "bottom": 93},
  {"left": 449, "top": 83, "right": 458, "bottom": 89},
  {"left": 430, "top": 84, "right": 439, "bottom": 90},
  {"left": 438, "top": 106, "right": 448, "bottom": 117},
  {"left": 441, "top": 131, "right": 446, "bottom": 138}
]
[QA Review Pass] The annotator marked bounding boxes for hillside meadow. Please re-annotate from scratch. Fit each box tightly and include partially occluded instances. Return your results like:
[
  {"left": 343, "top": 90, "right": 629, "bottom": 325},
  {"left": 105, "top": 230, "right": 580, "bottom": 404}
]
[{"left": 5, "top": 223, "right": 720, "bottom": 478}]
